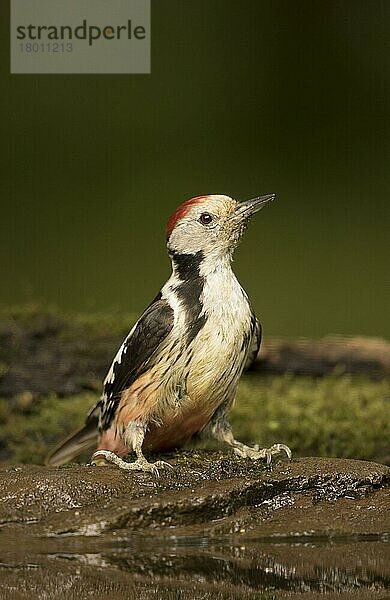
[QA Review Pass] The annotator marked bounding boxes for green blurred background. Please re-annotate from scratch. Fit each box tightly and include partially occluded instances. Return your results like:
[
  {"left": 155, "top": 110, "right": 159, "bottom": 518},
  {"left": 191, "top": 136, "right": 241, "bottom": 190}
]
[{"left": 1, "top": 1, "right": 389, "bottom": 339}]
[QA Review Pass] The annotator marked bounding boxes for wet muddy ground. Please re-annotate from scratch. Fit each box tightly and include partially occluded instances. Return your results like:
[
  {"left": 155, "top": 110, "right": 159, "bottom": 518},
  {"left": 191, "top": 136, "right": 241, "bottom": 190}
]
[{"left": 0, "top": 454, "right": 388, "bottom": 599}]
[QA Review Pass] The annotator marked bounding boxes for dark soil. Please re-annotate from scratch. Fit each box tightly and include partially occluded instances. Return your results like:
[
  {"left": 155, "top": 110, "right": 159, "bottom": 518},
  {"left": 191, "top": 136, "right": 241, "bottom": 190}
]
[{"left": 1, "top": 454, "right": 388, "bottom": 537}]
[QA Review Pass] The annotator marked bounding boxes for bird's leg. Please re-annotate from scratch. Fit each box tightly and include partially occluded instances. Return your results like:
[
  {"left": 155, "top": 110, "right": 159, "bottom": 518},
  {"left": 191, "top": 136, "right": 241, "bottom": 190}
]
[
  {"left": 203, "top": 406, "right": 292, "bottom": 464},
  {"left": 91, "top": 422, "right": 172, "bottom": 475}
]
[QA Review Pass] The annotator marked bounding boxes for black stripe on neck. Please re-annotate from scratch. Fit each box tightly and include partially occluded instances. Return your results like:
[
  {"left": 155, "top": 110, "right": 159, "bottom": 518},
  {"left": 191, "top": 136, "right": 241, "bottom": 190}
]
[
  {"left": 170, "top": 250, "right": 204, "bottom": 281},
  {"left": 170, "top": 251, "right": 206, "bottom": 344}
]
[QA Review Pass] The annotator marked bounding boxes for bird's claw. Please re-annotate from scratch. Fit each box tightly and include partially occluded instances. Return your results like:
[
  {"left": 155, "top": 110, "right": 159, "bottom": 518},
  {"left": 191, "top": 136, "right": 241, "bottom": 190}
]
[
  {"left": 265, "top": 443, "right": 292, "bottom": 464},
  {"left": 90, "top": 450, "right": 173, "bottom": 476},
  {"left": 234, "top": 442, "right": 292, "bottom": 464},
  {"left": 150, "top": 460, "right": 174, "bottom": 477}
]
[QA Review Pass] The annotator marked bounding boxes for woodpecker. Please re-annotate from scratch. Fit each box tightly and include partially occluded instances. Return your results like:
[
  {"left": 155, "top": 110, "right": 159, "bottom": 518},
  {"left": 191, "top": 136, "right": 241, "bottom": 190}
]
[{"left": 47, "top": 194, "right": 291, "bottom": 473}]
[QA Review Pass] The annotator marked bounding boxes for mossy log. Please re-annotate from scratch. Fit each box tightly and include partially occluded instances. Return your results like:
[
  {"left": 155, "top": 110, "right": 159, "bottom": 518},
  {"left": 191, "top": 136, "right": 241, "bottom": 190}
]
[{"left": 0, "top": 307, "right": 389, "bottom": 398}]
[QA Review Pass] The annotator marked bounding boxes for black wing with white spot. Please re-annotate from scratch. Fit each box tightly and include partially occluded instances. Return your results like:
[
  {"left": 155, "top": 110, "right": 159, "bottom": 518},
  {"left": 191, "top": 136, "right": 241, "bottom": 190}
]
[
  {"left": 101, "top": 294, "right": 174, "bottom": 429},
  {"left": 244, "top": 315, "right": 262, "bottom": 370}
]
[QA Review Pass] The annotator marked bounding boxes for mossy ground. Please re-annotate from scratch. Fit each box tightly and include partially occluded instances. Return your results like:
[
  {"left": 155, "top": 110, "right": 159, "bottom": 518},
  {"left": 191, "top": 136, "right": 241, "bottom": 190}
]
[
  {"left": 0, "top": 372, "right": 388, "bottom": 465},
  {"left": 231, "top": 372, "right": 390, "bottom": 463}
]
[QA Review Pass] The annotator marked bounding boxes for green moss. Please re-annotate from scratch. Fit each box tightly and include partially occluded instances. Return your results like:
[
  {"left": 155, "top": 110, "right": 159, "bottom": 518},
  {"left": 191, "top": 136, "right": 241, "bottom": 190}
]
[
  {"left": 0, "top": 372, "right": 388, "bottom": 465},
  {"left": 0, "top": 393, "right": 95, "bottom": 464},
  {"left": 231, "top": 372, "right": 390, "bottom": 462}
]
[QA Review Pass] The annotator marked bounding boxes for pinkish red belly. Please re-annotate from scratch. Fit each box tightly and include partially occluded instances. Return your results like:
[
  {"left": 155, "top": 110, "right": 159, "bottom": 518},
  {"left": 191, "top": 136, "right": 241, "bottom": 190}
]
[
  {"left": 143, "top": 412, "right": 209, "bottom": 452},
  {"left": 97, "top": 410, "right": 210, "bottom": 456}
]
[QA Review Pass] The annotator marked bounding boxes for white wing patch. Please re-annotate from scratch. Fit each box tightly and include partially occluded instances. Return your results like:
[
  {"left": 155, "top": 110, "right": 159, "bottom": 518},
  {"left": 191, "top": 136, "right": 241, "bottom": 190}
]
[{"left": 102, "top": 322, "right": 137, "bottom": 391}]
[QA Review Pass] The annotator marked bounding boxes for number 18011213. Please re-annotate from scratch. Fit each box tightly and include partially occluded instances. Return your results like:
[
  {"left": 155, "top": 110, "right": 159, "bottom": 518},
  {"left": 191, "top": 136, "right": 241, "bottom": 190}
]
[{"left": 19, "top": 42, "right": 73, "bottom": 53}]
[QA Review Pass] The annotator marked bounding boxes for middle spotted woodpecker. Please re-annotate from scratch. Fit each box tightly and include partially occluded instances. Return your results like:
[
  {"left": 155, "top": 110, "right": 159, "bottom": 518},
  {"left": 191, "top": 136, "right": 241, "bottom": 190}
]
[{"left": 47, "top": 194, "right": 291, "bottom": 473}]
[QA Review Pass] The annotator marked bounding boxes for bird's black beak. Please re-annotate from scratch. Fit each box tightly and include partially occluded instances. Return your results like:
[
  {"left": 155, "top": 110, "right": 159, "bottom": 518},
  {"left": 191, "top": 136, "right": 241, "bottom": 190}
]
[{"left": 234, "top": 194, "right": 275, "bottom": 220}]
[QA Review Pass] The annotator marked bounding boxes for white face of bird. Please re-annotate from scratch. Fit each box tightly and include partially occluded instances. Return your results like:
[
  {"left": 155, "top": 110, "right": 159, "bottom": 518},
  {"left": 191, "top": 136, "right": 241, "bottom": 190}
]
[{"left": 166, "top": 194, "right": 274, "bottom": 258}]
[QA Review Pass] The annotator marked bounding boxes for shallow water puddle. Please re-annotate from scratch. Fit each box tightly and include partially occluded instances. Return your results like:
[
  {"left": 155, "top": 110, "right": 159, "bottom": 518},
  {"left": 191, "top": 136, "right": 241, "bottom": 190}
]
[{"left": 0, "top": 532, "right": 389, "bottom": 599}]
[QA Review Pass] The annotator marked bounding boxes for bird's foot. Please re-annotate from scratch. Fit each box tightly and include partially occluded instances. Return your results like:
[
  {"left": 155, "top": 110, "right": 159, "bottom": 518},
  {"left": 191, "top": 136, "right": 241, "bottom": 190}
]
[
  {"left": 233, "top": 443, "right": 292, "bottom": 464},
  {"left": 90, "top": 450, "right": 173, "bottom": 476}
]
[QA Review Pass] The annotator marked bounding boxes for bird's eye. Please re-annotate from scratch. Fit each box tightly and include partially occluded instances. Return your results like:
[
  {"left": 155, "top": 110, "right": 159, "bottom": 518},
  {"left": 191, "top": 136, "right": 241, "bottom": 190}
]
[{"left": 199, "top": 213, "right": 213, "bottom": 226}]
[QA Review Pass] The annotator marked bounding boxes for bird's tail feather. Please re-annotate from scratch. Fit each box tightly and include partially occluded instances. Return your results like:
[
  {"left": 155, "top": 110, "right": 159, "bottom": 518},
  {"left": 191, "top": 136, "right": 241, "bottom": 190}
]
[{"left": 45, "top": 419, "right": 99, "bottom": 466}]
